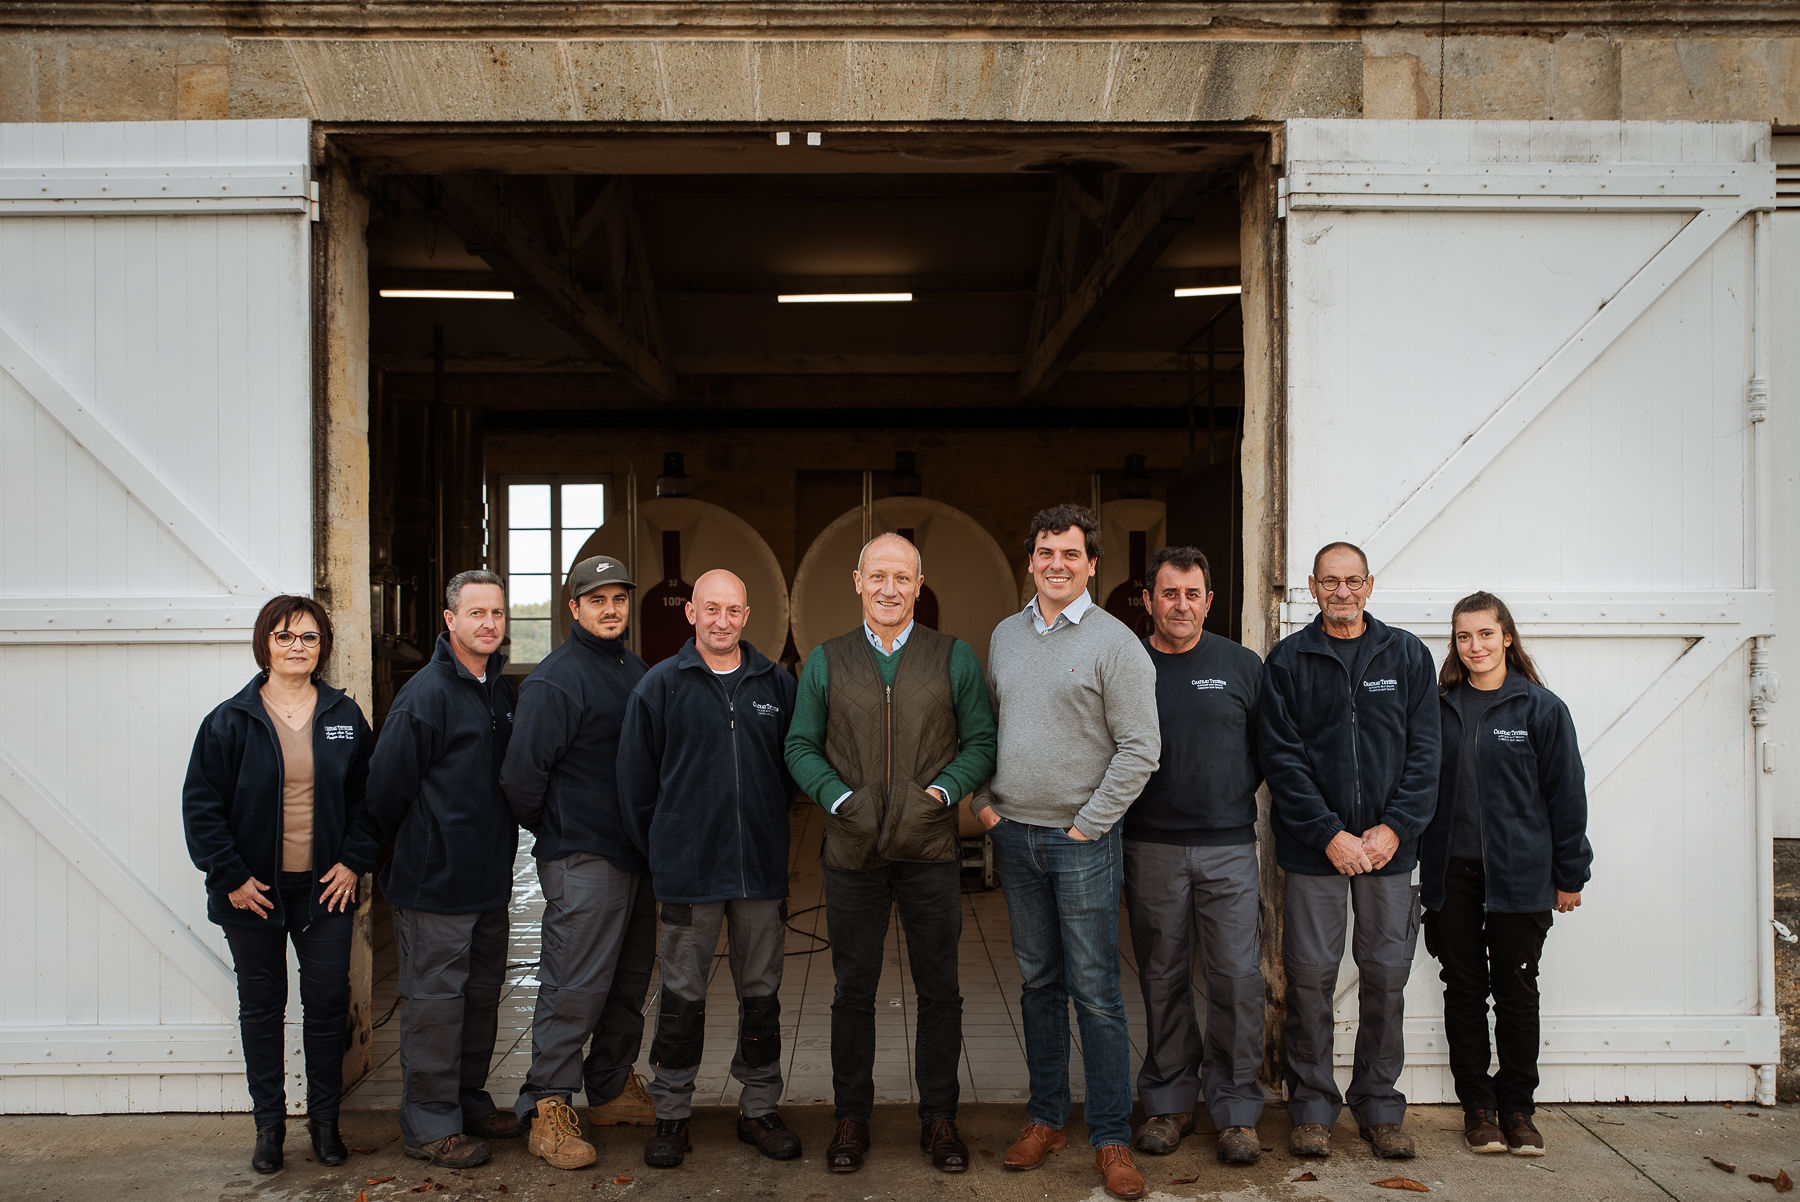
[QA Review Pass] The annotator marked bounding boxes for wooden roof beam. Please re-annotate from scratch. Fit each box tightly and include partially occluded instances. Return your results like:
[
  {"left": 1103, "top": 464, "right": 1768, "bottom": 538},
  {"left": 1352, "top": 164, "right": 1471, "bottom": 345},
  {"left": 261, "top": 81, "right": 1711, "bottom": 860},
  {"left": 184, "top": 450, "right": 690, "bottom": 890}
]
[
  {"left": 429, "top": 174, "right": 677, "bottom": 401},
  {"left": 1018, "top": 172, "right": 1214, "bottom": 398}
]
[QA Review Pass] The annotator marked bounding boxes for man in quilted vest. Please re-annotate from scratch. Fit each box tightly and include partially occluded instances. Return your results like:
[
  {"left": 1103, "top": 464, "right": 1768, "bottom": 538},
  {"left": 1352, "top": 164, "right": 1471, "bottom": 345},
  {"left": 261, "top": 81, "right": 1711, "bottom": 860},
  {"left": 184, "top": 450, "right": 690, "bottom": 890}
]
[{"left": 785, "top": 532, "right": 996, "bottom": 1175}]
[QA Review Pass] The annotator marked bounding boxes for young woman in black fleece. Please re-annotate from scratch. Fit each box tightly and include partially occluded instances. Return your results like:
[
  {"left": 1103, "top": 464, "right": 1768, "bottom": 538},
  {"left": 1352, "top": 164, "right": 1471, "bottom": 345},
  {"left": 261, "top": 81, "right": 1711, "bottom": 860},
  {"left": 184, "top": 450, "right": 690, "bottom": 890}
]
[{"left": 1421, "top": 592, "right": 1592, "bottom": 1161}]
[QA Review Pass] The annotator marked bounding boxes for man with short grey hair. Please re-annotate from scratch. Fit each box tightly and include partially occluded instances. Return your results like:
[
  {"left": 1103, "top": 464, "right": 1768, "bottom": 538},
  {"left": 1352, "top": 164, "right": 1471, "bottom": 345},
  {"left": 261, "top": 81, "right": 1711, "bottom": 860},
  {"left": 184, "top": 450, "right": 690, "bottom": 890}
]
[
  {"left": 1259, "top": 541, "right": 1439, "bottom": 1161},
  {"left": 501, "top": 555, "right": 647, "bottom": 1170},
  {"left": 344, "top": 569, "right": 519, "bottom": 1170}
]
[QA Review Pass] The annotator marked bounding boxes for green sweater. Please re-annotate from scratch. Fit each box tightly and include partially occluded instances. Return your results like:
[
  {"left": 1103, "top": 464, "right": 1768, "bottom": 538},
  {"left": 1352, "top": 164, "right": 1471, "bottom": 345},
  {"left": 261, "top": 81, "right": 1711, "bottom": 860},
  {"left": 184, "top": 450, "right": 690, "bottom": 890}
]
[{"left": 786, "top": 628, "right": 996, "bottom": 809}]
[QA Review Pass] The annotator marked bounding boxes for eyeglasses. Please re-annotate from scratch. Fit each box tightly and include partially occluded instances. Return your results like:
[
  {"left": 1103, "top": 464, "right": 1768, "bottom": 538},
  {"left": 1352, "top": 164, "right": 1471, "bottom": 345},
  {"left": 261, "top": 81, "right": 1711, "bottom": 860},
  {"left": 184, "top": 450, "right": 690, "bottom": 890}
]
[
  {"left": 272, "top": 630, "right": 322, "bottom": 648},
  {"left": 1315, "top": 576, "right": 1369, "bottom": 593}
]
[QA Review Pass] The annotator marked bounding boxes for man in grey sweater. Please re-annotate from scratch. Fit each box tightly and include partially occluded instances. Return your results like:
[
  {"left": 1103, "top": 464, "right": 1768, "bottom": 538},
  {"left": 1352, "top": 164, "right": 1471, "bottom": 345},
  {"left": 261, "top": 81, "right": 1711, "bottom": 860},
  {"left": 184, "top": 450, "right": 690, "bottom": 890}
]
[{"left": 973, "top": 504, "right": 1161, "bottom": 1202}]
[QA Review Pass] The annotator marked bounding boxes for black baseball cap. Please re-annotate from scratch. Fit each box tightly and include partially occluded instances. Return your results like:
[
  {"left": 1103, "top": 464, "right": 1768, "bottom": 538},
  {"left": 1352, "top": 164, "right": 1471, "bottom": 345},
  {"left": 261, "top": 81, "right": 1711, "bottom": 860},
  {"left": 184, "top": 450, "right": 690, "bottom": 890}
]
[{"left": 567, "top": 555, "right": 635, "bottom": 598}]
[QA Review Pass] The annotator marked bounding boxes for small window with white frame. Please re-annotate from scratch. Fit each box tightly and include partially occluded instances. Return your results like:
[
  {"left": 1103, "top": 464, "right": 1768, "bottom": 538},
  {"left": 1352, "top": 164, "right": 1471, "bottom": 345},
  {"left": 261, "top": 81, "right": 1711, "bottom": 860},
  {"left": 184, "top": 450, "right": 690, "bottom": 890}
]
[{"left": 494, "top": 475, "right": 611, "bottom": 666}]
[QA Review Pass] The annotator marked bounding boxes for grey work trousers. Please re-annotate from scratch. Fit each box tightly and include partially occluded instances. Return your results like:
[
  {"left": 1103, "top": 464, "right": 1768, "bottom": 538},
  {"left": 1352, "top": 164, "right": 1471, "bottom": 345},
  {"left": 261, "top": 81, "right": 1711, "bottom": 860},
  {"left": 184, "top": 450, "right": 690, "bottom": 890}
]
[
  {"left": 515, "top": 853, "right": 637, "bottom": 1120},
  {"left": 394, "top": 905, "right": 509, "bottom": 1146},
  {"left": 1123, "top": 840, "right": 1266, "bottom": 1130},
  {"left": 1281, "top": 871, "right": 1419, "bottom": 1129},
  {"left": 646, "top": 898, "right": 787, "bottom": 1121}
]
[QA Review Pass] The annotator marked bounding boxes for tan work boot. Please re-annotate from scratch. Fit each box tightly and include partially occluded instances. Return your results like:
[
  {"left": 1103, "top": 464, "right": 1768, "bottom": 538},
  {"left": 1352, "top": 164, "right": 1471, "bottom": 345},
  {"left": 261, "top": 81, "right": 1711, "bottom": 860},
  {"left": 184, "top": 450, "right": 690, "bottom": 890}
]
[
  {"left": 528, "top": 1097, "right": 598, "bottom": 1170},
  {"left": 585, "top": 1072, "right": 656, "bottom": 1127}
]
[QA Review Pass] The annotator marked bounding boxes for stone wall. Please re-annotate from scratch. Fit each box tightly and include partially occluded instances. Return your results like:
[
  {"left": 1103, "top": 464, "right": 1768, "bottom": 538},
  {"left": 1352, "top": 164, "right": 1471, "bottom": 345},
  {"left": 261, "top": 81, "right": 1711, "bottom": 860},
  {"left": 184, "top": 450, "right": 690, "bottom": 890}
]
[{"left": 5, "top": 4, "right": 1800, "bottom": 126}]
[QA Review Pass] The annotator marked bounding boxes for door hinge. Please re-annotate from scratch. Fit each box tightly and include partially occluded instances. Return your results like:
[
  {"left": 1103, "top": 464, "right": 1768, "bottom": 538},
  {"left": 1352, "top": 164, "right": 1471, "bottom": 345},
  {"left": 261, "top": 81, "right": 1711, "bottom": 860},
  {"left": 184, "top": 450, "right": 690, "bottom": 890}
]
[
  {"left": 308, "top": 180, "right": 321, "bottom": 223},
  {"left": 1748, "top": 374, "right": 1769, "bottom": 423},
  {"left": 1276, "top": 174, "right": 1289, "bottom": 220}
]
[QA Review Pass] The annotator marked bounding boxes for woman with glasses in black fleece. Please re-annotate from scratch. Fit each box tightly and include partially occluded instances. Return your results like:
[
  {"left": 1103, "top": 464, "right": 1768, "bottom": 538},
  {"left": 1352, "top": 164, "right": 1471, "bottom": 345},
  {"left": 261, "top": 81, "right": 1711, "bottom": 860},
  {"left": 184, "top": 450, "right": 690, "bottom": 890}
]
[
  {"left": 1420, "top": 591, "right": 1593, "bottom": 1159},
  {"left": 182, "top": 595, "right": 373, "bottom": 1175}
]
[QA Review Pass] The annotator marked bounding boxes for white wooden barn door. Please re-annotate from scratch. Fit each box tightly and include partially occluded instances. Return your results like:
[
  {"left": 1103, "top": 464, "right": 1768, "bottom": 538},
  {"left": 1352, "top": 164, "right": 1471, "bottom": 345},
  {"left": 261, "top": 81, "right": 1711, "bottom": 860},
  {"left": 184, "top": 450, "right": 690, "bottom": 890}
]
[
  {"left": 0, "top": 119, "right": 313, "bottom": 1112},
  {"left": 1282, "top": 120, "right": 1780, "bottom": 1103}
]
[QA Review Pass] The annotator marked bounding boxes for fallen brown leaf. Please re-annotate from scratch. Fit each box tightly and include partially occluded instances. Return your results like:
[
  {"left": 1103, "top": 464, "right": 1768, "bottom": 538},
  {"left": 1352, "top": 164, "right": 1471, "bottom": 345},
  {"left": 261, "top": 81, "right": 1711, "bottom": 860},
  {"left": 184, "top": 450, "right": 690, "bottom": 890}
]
[
  {"left": 367, "top": 1178, "right": 397, "bottom": 1186},
  {"left": 497, "top": 1187, "right": 508, "bottom": 1195},
  {"left": 1711, "top": 1159, "right": 1739, "bottom": 1173},
  {"left": 1292, "top": 1171, "right": 1318, "bottom": 1181},
  {"left": 613, "top": 1174, "right": 634, "bottom": 1185},
  {"left": 1171, "top": 1177, "right": 1199, "bottom": 1186},
  {"left": 1373, "top": 1177, "right": 1431, "bottom": 1192},
  {"left": 1750, "top": 1170, "right": 1795, "bottom": 1192},
  {"left": 353, "top": 1147, "right": 379, "bottom": 1155},
  {"left": 355, "top": 1193, "right": 368, "bottom": 1202}
]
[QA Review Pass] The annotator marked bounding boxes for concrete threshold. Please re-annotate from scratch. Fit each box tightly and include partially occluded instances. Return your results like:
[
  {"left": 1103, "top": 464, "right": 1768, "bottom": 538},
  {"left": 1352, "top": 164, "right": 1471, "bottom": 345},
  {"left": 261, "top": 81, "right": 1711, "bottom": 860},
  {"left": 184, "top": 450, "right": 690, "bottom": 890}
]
[{"left": 0, "top": 1102, "right": 1793, "bottom": 1202}]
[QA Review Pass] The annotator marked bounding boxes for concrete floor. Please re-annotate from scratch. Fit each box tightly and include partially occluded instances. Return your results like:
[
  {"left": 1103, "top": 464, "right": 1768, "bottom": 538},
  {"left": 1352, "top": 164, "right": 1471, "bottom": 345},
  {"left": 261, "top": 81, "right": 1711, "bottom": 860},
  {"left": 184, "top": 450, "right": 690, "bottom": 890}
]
[{"left": 1, "top": 1103, "right": 1794, "bottom": 1201}]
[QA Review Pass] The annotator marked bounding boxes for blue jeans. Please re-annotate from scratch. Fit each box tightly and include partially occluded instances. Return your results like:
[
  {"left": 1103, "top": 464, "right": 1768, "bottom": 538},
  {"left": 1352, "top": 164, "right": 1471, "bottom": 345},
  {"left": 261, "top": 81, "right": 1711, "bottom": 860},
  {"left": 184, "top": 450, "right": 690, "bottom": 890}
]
[{"left": 989, "top": 820, "right": 1133, "bottom": 1149}]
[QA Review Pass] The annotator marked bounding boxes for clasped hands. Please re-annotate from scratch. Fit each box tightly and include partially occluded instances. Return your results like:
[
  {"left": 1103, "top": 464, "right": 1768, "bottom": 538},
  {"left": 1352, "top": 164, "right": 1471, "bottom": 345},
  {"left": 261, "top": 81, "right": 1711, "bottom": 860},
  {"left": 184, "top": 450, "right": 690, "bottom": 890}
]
[{"left": 1326, "top": 824, "right": 1398, "bottom": 876}]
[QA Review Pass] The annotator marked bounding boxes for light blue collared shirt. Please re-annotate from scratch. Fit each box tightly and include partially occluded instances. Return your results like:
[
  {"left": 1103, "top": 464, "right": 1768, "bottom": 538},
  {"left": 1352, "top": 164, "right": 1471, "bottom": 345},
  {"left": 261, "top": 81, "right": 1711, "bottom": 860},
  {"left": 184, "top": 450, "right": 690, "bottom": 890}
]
[
  {"left": 865, "top": 620, "right": 914, "bottom": 653},
  {"left": 1027, "top": 589, "right": 1094, "bottom": 635}
]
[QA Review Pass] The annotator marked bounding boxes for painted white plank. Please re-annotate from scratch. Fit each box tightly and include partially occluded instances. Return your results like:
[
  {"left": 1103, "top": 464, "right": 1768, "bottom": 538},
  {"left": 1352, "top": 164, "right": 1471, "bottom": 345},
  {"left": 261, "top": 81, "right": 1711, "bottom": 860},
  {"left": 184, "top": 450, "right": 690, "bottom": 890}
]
[
  {"left": 0, "top": 744, "right": 238, "bottom": 1017},
  {"left": 0, "top": 320, "right": 268, "bottom": 596},
  {"left": 1583, "top": 633, "right": 1747, "bottom": 787},
  {"left": 1359, "top": 204, "right": 1752, "bottom": 575},
  {"left": 0, "top": 1026, "right": 240, "bottom": 1075}
]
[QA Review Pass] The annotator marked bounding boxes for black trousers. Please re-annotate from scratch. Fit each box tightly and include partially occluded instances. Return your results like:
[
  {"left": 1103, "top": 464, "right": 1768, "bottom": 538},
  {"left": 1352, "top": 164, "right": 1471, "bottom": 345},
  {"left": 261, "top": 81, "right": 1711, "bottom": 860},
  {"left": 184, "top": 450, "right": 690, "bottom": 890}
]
[
  {"left": 221, "top": 872, "right": 353, "bottom": 1126},
  {"left": 823, "top": 860, "right": 963, "bottom": 1123},
  {"left": 1423, "top": 858, "right": 1552, "bottom": 1116}
]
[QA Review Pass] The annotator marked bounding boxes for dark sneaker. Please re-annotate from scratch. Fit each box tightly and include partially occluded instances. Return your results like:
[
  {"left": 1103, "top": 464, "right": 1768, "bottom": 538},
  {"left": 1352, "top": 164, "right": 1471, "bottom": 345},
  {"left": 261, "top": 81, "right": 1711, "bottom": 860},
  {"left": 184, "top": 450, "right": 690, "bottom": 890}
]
[
  {"left": 644, "top": 1117, "right": 690, "bottom": 1168},
  {"left": 1289, "top": 1122, "right": 1331, "bottom": 1158},
  {"left": 1464, "top": 1109, "right": 1506, "bottom": 1154},
  {"left": 1359, "top": 1123, "right": 1416, "bottom": 1159},
  {"left": 1133, "top": 1113, "right": 1194, "bottom": 1155},
  {"left": 466, "top": 1109, "right": 522, "bottom": 1140},
  {"left": 736, "top": 1111, "right": 802, "bottom": 1160},
  {"left": 404, "top": 1132, "right": 492, "bottom": 1169},
  {"left": 1216, "top": 1125, "right": 1262, "bottom": 1165},
  {"left": 1501, "top": 1111, "right": 1545, "bottom": 1156}
]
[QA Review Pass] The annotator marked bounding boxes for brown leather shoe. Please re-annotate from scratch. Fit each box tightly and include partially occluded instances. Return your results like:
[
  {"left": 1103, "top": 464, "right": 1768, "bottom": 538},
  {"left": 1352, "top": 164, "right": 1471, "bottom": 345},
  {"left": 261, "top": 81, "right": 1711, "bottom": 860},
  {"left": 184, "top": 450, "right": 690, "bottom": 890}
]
[
  {"left": 1464, "top": 1109, "right": 1506, "bottom": 1154},
  {"left": 466, "top": 1109, "right": 522, "bottom": 1140},
  {"left": 827, "top": 1118, "right": 870, "bottom": 1173},
  {"left": 1003, "top": 1122, "right": 1067, "bottom": 1170},
  {"left": 920, "top": 1117, "right": 968, "bottom": 1173},
  {"left": 1096, "top": 1144, "right": 1146, "bottom": 1200}
]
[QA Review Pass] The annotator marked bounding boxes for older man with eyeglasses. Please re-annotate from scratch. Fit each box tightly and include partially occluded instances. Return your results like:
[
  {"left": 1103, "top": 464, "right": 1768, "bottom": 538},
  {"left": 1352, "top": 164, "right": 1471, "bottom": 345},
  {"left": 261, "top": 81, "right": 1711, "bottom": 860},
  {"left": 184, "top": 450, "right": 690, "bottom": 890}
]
[{"left": 1257, "top": 542, "right": 1439, "bottom": 1162}]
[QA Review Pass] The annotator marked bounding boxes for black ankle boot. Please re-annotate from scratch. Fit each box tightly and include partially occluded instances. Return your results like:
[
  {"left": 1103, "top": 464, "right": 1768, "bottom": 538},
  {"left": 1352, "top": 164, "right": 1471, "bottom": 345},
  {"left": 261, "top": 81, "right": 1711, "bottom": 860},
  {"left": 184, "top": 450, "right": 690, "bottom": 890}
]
[
  {"left": 252, "top": 1123, "right": 284, "bottom": 1174},
  {"left": 309, "top": 1118, "right": 348, "bottom": 1166}
]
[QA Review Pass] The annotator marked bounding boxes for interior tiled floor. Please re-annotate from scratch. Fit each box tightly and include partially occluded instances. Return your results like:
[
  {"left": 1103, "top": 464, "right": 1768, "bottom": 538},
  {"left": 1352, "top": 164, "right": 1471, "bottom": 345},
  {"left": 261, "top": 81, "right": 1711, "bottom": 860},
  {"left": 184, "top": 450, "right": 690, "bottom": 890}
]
[{"left": 344, "top": 802, "right": 1156, "bottom": 1111}]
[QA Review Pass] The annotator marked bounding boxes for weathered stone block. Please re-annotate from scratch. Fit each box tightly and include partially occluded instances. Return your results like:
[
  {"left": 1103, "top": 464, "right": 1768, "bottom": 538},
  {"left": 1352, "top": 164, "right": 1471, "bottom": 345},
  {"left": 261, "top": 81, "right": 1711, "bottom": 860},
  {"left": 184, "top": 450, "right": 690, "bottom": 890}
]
[
  {"left": 1443, "top": 35, "right": 1552, "bottom": 119},
  {"left": 567, "top": 41, "right": 675, "bottom": 121},
  {"left": 1013, "top": 41, "right": 1118, "bottom": 121},
  {"left": 925, "top": 42, "right": 1030, "bottom": 121},
  {"left": 0, "top": 37, "right": 38, "bottom": 123},
  {"left": 381, "top": 41, "right": 499, "bottom": 121},
  {"left": 1622, "top": 38, "right": 1800, "bottom": 123},
  {"left": 1550, "top": 32, "right": 1621, "bottom": 120},
  {"left": 1275, "top": 41, "right": 1361, "bottom": 119},
  {"left": 658, "top": 40, "right": 757, "bottom": 121},
  {"left": 749, "top": 40, "right": 851, "bottom": 121},
  {"left": 289, "top": 40, "right": 413, "bottom": 123},
  {"left": 473, "top": 41, "right": 578, "bottom": 121},
  {"left": 50, "top": 34, "right": 225, "bottom": 122},
  {"left": 228, "top": 39, "right": 312, "bottom": 120},
  {"left": 1363, "top": 39, "right": 1428, "bottom": 119},
  {"left": 176, "top": 63, "right": 229, "bottom": 120},
  {"left": 843, "top": 40, "right": 939, "bottom": 122}
]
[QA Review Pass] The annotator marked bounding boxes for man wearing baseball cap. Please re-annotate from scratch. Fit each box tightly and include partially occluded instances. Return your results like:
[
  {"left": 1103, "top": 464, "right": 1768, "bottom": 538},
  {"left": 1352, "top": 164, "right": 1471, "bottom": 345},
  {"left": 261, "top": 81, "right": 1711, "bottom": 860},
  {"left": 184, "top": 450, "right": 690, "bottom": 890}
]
[{"left": 501, "top": 555, "right": 649, "bottom": 1170}]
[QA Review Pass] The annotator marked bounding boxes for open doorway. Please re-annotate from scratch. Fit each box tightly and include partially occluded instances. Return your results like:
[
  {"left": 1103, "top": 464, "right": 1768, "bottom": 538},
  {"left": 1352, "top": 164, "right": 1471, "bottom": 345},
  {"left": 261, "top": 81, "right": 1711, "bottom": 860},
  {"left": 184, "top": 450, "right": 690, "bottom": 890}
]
[{"left": 343, "top": 127, "right": 1266, "bottom": 1106}]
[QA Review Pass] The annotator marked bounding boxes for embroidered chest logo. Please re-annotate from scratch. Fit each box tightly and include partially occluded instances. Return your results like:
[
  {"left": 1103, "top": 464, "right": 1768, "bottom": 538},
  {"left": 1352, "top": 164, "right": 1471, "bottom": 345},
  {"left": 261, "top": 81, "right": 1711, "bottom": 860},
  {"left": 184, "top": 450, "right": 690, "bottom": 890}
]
[
  {"left": 1493, "top": 728, "right": 1529, "bottom": 744},
  {"left": 324, "top": 724, "right": 355, "bottom": 741},
  {"left": 752, "top": 701, "right": 781, "bottom": 717},
  {"left": 1190, "top": 678, "right": 1228, "bottom": 691},
  {"left": 1362, "top": 678, "right": 1398, "bottom": 693}
]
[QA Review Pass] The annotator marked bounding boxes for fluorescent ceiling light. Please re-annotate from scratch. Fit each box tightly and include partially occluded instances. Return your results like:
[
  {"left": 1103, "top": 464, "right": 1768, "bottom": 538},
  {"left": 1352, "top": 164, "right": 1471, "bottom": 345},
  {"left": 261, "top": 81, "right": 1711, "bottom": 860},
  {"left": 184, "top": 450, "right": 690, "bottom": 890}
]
[
  {"left": 1173, "top": 284, "right": 1243, "bottom": 298},
  {"left": 777, "top": 292, "right": 913, "bottom": 304},
  {"left": 379, "top": 289, "right": 515, "bottom": 300}
]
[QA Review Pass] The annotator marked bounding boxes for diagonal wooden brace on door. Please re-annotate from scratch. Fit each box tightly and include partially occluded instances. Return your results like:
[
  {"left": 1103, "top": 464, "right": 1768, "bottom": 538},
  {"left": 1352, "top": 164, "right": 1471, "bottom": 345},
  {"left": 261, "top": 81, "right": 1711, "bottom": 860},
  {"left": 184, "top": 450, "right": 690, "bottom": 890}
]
[
  {"left": 0, "top": 321, "right": 272, "bottom": 598},
  {"left": 0, "top": 744, "right": 239, "bottom": 1017},
  {"left": 1360, "top": 204, "right": 1752, "bottom": 573}
]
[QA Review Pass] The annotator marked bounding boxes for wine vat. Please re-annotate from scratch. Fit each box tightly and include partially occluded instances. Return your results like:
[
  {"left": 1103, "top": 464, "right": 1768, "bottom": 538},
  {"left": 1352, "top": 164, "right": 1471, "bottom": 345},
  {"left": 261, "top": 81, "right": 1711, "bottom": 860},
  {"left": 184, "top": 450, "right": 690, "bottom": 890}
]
[
  {"left": 1096, "top": 498, "right": 1166, "bottom": 638},
  {"left": 570, "top": 497, "right": 792, "bottom": 666},
  {"left": 791, "top": 497, "right": 1016, "bottom": 669}
]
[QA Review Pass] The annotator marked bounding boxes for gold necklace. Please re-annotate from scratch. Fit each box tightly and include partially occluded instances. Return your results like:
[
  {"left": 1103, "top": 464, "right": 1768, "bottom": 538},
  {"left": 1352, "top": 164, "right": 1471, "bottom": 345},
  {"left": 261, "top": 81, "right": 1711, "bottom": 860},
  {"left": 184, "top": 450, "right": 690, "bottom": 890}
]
[{"left": 262, "top": 683, "right": 314, "bottom": 723}]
